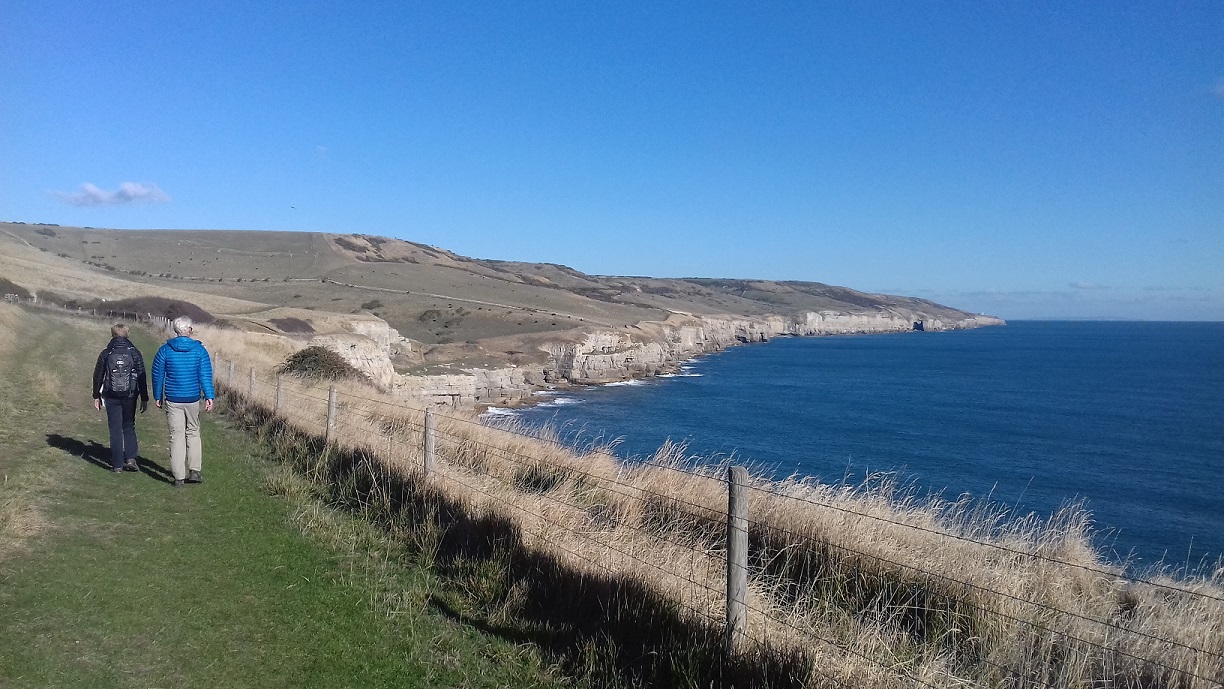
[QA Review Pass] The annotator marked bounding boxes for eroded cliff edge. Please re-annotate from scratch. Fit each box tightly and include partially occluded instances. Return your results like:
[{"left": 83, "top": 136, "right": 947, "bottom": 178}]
[{"left": 325, "top": 309, "right": 1004, "bottom": 409}]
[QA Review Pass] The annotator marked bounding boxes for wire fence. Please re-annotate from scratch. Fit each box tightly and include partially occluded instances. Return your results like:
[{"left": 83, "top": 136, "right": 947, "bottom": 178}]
[
  {"left": 8, "top": 295, "right": 175, "bottom": 330},
  {"left": 206, "top": 351, "right": 1224, "bottom": 689},
  {"left": 8, "top": 292, "right": 1221, "bottom": 687}
]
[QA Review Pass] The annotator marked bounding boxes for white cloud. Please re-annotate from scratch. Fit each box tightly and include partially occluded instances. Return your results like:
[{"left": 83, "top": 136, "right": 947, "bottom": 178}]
[
  {"left": 52, "top": 182, "right": 170, "bottom": 207},
  {"left": 1069, "top": 281, "right": 1109, "bottom": 290},
  {"left": 1214, "top": 79, "right": 1224, "bottom": 100}
]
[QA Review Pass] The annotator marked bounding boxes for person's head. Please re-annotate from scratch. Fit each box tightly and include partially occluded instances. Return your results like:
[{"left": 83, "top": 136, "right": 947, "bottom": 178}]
[
  {"left": 111, "top": 323, "right": 129, "bottom": 338},
  {"left": 172, "top": 316, "right": 194, "bottom": 337}
]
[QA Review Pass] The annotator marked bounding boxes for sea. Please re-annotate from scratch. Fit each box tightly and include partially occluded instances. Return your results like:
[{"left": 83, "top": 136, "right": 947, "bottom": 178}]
[{"left": 494, "top": 321, "right": 1224, "bottom": 572}]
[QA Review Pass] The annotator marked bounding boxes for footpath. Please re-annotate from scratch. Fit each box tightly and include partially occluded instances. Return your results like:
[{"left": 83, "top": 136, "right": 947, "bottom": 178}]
[{"left": 0, "top": 305, "right": 563, "bottom": 689}]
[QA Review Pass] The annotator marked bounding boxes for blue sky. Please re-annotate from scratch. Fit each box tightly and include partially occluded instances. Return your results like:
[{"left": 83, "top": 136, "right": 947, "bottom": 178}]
[{"left": 2, "top": 2, "right": 1221, "bottom": 320}]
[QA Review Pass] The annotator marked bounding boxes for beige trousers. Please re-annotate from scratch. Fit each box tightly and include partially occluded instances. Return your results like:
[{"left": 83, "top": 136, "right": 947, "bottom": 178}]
[{"left": 165, "top": 401, "right": 202, "bottom": 481}]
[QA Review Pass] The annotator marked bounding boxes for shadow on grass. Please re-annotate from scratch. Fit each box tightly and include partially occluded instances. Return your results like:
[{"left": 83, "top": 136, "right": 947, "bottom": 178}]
[
  {"left": 46, "top": 433, "right": 111, "bottom": 471},
  {"left": 136, "top": 456, "right": 174, "bottom": 484},
  {"left": 45, "top": 433, "right": 173, "bottom": 483},
  {"left": 221, "top": 391, "right": 818, "bottom": 689}
]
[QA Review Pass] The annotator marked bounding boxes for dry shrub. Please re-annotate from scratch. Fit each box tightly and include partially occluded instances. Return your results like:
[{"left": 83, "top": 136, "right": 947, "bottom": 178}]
[
  {"left": 0, "top": 277, "right": 31, "bottom": 300},
  {"left": 278, "top": 346, "right": 365, "bottom": 382},
  {"left": 100, "top": 296, "right": 214, "bottom": 323},
  {"left": 269, "top": 317, "right": 314, "bottom": 334}
]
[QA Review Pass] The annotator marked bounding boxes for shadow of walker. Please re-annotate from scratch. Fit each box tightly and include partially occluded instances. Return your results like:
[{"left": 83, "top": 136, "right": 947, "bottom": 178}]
[
  {"left": 44, "top": 433, "right": 174, "bottom": 483},
  {"left": 45, "top": 433, "right": 111, "bottom": 470}
]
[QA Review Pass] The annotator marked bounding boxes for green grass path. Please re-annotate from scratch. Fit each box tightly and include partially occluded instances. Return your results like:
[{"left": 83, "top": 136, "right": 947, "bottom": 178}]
[{"left": 0, "top": 308, "right": 563, "bottom": 688}]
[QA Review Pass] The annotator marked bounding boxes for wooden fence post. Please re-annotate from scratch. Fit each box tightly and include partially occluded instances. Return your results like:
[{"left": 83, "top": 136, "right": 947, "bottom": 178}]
[
  {"left": 726, "top": 465, "right": 749, "bottom": 650},
  {"left": 228, "top": 360, "right": 235, "bottom": 386},
  {"left": 248, "top": 367, "right": 256, "bottom": 399},
  {"left": 326, "top": 386, "right": 337, "bottom": 444},
  {"left": 424, "top": 408, "right": 436, "bottom": 476},
  {"left": 275, "top": 374, "right": 284, "bottom": 414}
]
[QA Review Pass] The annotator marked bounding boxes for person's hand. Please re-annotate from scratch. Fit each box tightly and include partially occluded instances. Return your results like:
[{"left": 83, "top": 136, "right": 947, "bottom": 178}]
[
  {"left": 204, "top": 399, "right": 215, "bottom": 413},
  {"left": 155, "top": 399, "right": 162, "bottom": 409},
  {"left": 93, "top": 399, "right": 102, "bottom": 411},
  {"left": 139, "top": 399, "right": 148, "bottom": 414}
]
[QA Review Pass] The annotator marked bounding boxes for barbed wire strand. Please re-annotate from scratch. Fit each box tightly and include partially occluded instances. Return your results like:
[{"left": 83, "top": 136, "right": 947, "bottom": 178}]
[
  {"left": 333, "top": 379, "right": 1224, "bottom": 603},
  {"left": 220, "top": 369, "right": 1224, "bottom": 664},
  {"left": 216, "top": 368, "right": 1223, "bottom": 684}
]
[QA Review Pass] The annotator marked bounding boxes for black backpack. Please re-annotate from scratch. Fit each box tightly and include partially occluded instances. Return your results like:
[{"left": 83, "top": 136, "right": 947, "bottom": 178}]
[{"left": 105, "top": 345, "right": 138, "bottom": 396}]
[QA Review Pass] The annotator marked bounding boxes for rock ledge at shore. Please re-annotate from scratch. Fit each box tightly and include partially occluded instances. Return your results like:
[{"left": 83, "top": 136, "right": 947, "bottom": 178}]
[{"left": 317, "top": 309, "right": 1005, "bottom": 409}]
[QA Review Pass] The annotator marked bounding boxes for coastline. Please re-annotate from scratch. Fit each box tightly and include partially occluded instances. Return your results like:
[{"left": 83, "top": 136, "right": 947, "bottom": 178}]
[{"left": 453, "top": 310, "right": 1007, "bottom": 414}]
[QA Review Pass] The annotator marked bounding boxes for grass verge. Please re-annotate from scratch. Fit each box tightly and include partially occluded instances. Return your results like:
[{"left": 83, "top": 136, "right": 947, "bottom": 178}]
[{"left": 0, "top": 303, "right": 566, "bottom": 688}]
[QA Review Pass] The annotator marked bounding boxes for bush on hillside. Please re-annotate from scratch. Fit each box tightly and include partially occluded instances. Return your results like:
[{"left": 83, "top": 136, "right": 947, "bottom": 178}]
[
  {"left": 269, "top": 317, "right": 315, "bottom": 334},
  {"left": 100, "top": 296, "right": 215, "bottom": 324},
  {"left": 277, "top": 346, "right": 364, "bottom": 382},
  {"left": 39, "top": 290, "right": 90, "bottom": 309},
  {"left": 0, "top": 277, "right": 31, "bottom": 300}
]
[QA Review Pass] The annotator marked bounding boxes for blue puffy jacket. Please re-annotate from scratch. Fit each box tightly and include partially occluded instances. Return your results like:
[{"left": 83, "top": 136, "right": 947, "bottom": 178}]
[{"left": 152, "top": 336, "right": 215, "bottom": 403}]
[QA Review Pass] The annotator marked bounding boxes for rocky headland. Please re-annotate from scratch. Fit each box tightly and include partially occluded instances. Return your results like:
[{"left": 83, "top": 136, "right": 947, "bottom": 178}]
[{"left": 315, "top": 308, "right": 1004, "bottom": 410}]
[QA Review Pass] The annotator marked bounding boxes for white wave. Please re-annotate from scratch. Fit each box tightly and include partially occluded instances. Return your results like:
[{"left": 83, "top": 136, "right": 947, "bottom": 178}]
[
  {"left": 604, "top": 379, "right": 646, "bottom": 387},
  {"left": 539, "top": 396, "right": 581, "bottom": 407},
  {"left": 480, "top": 406, "right": 521, "bottom": 418}
]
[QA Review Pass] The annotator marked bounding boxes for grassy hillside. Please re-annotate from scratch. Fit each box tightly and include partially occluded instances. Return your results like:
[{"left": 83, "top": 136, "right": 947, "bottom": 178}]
[
  {"left": 1, "top": 222, "right": 986, "bottom": 347},
  {"left": 0, "top": 303, "right": 566, "bottom": 688}
]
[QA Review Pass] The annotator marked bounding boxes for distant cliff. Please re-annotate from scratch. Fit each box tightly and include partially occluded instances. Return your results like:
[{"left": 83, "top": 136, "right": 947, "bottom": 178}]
[
  {"left": 368, "top": 309, "right": 1004, "bottom": 407},
  {"left": 0, "top": 223, "right": 1005, "bottom": 408},
  {"left": 537, "top": 310, "right": 1003, "bottom": 386}
]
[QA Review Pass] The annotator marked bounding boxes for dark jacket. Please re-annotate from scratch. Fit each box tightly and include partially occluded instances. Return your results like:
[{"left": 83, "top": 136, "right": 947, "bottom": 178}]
[
  {"left": 151, "top": 336, "right": 215, "bottom": 404},
  {"left": 92, "top": 337, "right": 149, "bottom": 401}
]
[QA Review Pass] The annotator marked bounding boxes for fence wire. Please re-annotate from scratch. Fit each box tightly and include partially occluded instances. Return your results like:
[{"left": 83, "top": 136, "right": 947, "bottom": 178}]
[{"left": 211, "top": 357, "right": 1224, "bottom": 687}]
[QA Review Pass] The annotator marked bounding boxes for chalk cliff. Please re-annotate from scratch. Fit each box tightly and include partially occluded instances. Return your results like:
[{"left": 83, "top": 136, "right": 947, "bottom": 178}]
[
  {"left": 539, "top": 310, "right": 1004, "bottom": 385},
  {"left": 309, "top": 309, "right": 1004, "bottom": 408}
]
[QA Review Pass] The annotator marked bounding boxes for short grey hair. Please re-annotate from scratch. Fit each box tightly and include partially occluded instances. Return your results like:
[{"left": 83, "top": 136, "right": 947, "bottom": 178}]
[{"left": 172, "top": 316, "right": 194, "bottom": 336}]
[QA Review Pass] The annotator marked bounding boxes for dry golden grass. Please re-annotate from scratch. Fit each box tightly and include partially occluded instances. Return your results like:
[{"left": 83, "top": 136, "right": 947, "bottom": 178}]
[
  {"left": 207, "top": 341, "right": 1224, "bottom": 689},
  {"left": 193, "top": 323, "right": 305, "bottom": 372},
  {"left": 0, "top": 237, "right": 266, "bottom": 315},
  {"left": 0, "top": 302, "right": 23, "bottom": 356},
  {"left": 0, "top": 304, "right": 73, "bottom": 559}
]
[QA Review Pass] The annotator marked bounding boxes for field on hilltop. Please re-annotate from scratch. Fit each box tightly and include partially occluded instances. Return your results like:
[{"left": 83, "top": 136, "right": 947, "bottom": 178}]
[{"left": 1, "top": 222, "right": 986, "bottom": 349}]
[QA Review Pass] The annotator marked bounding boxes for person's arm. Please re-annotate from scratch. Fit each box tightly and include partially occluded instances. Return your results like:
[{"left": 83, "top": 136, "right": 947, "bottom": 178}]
[
  {"left": 135, "top": 349, "right": 149, "bottom": 412},
  {"left": 92, "top": 349, "right": 107, "bottom": 409},
  {"left": 200, "top": 347, "right": 216, "bottom": 412},
  {"left": 151, "top": 346, "right": 166, "bottom": 408}
]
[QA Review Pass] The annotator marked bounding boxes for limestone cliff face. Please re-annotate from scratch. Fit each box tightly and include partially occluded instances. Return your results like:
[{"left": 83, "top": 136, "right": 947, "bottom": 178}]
[
  {"left": 394, "top": 367, "right": 531, "bottom": 407},
  {"left": 311, "top": 310, "right": 1004, "bottom": 408},
  {"left": 541, "top": 310, "right": 1005, "bottom": 385},
  {"left": 309, "top": 333, "right": 398, "bottom": 390},
  {"left": 344, "top": 318, "right": 401, "bottom": 350}
]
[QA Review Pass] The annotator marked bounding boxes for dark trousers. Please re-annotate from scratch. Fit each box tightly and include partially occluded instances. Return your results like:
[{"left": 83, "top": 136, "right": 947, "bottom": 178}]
[{"left": 103, "top": 396, "right": 138, "bottom": 469}]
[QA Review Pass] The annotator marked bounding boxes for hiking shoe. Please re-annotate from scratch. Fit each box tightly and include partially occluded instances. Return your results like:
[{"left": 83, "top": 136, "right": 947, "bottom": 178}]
[
  {"left": 111, "top": 466, "right": 124, "bottom": 473},
  {"left": 186, "top": 470, "right": 202, "bottom": 484},
  {"left": 173, "top": 479, "right": 185, "bottom": 487},
  {"left": 123, "top": 459, "right": 139, "bottom": 472}
]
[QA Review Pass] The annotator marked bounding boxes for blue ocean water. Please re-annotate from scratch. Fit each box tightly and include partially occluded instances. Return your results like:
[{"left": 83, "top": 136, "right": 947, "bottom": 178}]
[{"left": 508, "top": 322, "right": 1224, "bottom": 571}]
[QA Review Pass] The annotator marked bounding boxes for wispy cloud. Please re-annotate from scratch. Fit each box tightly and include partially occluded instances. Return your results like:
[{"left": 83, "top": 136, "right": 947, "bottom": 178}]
[
  {"left": 52, "top": 182, "right": 170, "bottom": 207},
  {"left": 1214, "top": 79, "right": 1224, "bottom": 100},
  {"left": 1069, "top": 281, "right": 1109, "bottom": 290},
  {"left": 1143, "top": 285, "right": 1212, "bottom": 292}
]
